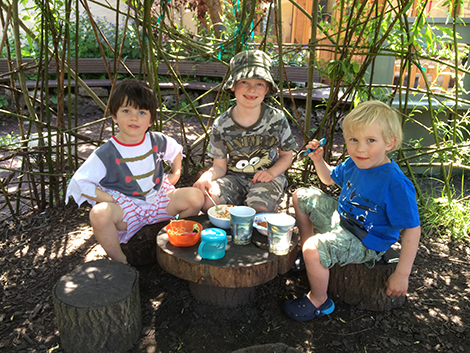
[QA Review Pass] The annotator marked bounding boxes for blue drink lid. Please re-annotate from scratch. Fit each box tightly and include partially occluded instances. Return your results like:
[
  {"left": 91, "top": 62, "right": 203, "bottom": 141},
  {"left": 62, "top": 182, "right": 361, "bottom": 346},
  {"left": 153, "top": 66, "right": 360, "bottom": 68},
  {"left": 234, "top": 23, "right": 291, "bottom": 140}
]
[{"left": 201, "top": 228, "right": 227, "bottom": 240}]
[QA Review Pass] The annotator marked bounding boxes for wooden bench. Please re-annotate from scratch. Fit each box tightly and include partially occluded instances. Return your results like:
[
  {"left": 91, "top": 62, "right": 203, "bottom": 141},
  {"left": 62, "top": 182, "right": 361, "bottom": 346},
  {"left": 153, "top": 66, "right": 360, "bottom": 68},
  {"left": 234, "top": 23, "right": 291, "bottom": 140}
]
[{"left": 0, "top": 58, "right": 324, "bottom": 100}]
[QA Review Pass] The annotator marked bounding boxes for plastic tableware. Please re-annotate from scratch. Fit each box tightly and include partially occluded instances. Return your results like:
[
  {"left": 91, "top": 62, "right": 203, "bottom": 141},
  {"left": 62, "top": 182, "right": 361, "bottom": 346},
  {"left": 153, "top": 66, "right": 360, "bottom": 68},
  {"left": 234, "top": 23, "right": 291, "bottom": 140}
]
[
  {"left": 253, "top": 213, "right": 276, "bottom": 236},
  {"left": 300, "top": 138, "right": 327, "bottom": 158},
  {"left": 198, "top": 228, "right": 228, "bottom": 260},
  {"left": 207, "top": 205, "right": 233, "bottom": 229},
  {"left": 229, "top": 206, "right": 256, "bottom": 245},
  {"left": 166, "top": 220, "right": 202, "bottom": 247},
  {"left": 266, "top": 214, "right": 296, "bottom": 255}
]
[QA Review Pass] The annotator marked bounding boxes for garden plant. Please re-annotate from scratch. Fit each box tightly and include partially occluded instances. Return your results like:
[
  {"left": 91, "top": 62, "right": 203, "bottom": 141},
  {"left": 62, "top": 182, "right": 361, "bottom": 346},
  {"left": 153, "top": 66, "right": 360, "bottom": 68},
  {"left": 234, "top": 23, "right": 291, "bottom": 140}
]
[{"left": 0, "top": 0, "right": 469, "bottom": 352}]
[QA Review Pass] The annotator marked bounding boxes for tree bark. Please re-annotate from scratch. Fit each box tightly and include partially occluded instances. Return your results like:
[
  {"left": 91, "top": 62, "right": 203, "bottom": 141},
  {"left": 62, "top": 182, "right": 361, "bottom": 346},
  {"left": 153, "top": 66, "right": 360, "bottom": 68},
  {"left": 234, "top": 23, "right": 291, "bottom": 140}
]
[
  {"left": 328, "top": 261, "right": 406, "bottom": 311},
  {"left": 53, "top": 259, "right": 141, "bottom": 353}
]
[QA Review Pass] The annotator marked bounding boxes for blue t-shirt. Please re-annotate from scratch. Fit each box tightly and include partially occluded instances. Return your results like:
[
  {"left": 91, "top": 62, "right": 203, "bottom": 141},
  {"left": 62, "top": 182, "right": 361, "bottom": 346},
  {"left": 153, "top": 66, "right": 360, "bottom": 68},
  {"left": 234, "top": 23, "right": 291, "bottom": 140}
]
[{"left": 331, "top": 158, "right": 420, "bottom": 251}]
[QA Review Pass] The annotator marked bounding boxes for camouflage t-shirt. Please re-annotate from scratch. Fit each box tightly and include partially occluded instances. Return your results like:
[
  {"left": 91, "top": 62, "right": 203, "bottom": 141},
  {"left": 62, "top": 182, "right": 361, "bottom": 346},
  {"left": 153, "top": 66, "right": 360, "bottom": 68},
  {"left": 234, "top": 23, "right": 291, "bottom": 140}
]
[{"left": 209, "top": 103, "right": 298, "bottom": 175}]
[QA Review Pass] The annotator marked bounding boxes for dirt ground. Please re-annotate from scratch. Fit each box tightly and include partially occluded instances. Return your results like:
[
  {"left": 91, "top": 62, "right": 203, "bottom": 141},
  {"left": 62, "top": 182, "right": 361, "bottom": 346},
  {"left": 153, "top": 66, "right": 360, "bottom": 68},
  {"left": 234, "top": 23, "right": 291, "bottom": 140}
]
[
  {"left": 0, "top": 194, "right": 469, "bottom": 353},
  {"left": 1, "top": 105, "right": 470, "bottom": 352}
]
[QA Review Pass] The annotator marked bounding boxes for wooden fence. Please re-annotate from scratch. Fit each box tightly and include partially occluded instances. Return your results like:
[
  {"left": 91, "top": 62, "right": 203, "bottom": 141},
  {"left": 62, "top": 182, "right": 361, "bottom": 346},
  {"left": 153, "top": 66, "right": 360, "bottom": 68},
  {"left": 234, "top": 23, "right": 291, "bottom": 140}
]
[{"left": 392, "top": 59, "right": 460, "bottom": 94}]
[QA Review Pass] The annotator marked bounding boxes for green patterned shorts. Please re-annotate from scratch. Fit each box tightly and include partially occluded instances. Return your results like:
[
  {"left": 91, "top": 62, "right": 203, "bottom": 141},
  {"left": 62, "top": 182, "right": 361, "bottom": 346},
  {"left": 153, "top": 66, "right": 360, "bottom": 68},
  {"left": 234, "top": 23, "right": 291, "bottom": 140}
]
[
  {"left": 297, "top": 187, "right": 384, "bottom": 269},
  {"left": 212, "top": 172, "right": 287, "bottom": 211}
]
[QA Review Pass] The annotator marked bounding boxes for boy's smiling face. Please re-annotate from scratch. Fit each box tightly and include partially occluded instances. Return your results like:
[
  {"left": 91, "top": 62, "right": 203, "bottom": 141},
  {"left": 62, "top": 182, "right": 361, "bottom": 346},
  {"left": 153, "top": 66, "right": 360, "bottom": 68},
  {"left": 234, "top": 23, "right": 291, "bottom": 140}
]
[
  {"left": 231, "top": 78, "right": 269, "bottom": 108},
  {"left": 344, "top": 120, "right": 396, "bottom": 169},
  {"left": 112, "top": 102, "right": 152, "bottom": 144}
]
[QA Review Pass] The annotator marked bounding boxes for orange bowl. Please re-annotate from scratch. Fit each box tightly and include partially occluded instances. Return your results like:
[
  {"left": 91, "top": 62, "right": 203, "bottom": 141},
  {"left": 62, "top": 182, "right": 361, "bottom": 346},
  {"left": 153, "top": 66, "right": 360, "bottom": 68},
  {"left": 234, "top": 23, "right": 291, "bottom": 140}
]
[{"left": 166, "top": 220, "right": 202, "bottom": 247}]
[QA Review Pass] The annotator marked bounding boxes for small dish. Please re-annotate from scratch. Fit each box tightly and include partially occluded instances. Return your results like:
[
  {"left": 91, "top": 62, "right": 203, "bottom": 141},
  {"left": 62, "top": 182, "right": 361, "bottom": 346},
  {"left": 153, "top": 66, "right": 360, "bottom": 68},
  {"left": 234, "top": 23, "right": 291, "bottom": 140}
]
[
  {"left": 253, "top": 213, "right": 276, "bottom": 236},
  {"left": 207, "top": 205, "right": 234, "bottom": 229},
  {"left": 166, "top": 220, "right": 202, "bottom": 247}
]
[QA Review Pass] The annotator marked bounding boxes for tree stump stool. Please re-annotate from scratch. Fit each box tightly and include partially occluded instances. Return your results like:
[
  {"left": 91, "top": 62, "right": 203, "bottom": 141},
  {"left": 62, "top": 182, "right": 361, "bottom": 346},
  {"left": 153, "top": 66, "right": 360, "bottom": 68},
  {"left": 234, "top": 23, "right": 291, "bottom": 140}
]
[
  {"left": 120, "top": 220, "right": 171, "bottom": 266},
  {"left": 53, "top": 259, "right": 142, "bottom": 353},
  {"left": 327, "top": 249, "right": 405, "bottom": 311},
  {"left": 157, "top": 215, "right": 298, "bottom": 308}
]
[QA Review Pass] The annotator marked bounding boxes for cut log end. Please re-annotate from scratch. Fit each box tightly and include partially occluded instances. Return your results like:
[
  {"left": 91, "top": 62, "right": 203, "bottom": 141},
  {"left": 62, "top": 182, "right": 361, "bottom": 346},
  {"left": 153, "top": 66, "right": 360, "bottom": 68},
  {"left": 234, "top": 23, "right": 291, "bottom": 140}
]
[{"left": 53, "top": 259, "right": 142, "bottom": 353}]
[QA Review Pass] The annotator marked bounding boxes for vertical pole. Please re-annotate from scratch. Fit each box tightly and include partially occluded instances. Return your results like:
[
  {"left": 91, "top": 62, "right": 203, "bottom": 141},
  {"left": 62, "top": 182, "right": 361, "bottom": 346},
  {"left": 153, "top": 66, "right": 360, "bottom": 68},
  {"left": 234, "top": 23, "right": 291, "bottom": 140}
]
[
  {"left": 277, "top": 0, "right": 284, "bottom": 107},
  {"left": 304, "top": 0, "right": 319, "bottom": 141}
]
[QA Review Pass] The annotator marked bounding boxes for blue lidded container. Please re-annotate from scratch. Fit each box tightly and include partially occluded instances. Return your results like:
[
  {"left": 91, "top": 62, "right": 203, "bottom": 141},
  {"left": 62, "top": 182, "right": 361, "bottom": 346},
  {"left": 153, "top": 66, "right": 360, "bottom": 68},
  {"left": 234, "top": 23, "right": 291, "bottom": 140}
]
[{"left": 198, "top": 228, "right": 227, "bottom": 260}]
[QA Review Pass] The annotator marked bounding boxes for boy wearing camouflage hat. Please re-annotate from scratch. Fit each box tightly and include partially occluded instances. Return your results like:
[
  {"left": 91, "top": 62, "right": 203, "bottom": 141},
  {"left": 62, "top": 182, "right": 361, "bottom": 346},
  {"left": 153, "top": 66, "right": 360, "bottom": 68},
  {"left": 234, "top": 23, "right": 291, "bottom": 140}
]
[{"left": 194, "top": 49, "right": 298, "bottom": 213}]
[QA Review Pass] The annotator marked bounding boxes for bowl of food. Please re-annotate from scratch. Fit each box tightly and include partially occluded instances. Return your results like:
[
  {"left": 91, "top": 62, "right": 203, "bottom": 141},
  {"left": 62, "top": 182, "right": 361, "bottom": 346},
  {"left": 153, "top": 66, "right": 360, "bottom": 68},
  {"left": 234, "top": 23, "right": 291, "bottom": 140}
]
[
  {"left": 253, "top": 213, "right": 275, "bottom": 236},
  {"left": 207, "top": 205, "right": 234, "bottom": 229},
  {"left": 166, "top": 220, "right": 203, "bottom": 247}
]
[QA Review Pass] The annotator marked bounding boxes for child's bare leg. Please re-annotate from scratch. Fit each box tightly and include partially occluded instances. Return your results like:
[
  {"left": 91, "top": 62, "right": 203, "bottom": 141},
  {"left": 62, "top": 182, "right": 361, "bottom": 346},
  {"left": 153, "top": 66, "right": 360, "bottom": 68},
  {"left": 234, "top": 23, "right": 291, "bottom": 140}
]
[
  {"left": 89, "top": 202, "right": 128, "bottom": 263},
  {"left": 167, "top": 187, "right": 204, "bottom": 218},
  {"left": 303, "top": 237, "right": 330, "bottom": 308},
  {"left": 293, "top": 190, "right": 314, "bottom": 246}
]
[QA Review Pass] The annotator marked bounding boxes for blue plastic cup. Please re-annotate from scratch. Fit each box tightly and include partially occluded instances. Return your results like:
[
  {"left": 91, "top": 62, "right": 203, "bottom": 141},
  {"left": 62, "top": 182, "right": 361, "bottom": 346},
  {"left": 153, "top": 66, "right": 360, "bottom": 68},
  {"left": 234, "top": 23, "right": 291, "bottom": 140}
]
[
  {"left": 198, "top": 228, "right": 227, "bottom": 260},
  {"left": 229, "top": 206, "right": 256, "bottom": 245},
  {"left": 266, "top": 214, "right": 296, "bottom": 255}
]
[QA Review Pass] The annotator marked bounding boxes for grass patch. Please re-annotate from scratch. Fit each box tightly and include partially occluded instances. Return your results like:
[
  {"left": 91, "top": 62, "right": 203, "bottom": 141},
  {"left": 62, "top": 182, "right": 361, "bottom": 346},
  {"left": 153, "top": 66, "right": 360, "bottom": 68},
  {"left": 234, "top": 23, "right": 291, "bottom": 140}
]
[{"left": 420, "top": 195, "right": 470, "bottom": 243}]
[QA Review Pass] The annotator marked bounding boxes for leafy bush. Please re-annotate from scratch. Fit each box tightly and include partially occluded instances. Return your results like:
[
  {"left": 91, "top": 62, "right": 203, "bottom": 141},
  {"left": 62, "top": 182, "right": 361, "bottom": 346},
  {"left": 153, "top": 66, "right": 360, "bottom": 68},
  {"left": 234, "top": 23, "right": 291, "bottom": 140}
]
[
  {"left": 1, "top": 13, "right": 142, "bottom": 60},
  {"left": 69, "top": 15, "right": 142, "bottom": 59},
  {"left": 420, "top": 195, "right": 470, "bottom": 242}
]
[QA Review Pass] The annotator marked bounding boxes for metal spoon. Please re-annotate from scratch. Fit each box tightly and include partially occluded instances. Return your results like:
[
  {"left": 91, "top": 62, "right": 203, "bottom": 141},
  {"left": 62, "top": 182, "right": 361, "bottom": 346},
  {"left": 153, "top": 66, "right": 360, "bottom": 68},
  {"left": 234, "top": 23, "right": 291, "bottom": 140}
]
[{"left": 205, "top": 190, "right": 221, "bottom": 213}]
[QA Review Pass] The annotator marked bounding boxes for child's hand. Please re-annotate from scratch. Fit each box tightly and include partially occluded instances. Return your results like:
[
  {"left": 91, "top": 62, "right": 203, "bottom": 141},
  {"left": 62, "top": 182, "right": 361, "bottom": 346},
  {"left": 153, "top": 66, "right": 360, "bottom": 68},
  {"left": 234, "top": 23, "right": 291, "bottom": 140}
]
[
  {"left": 193, "top": 172, "right": 213, "bottom": 192},
  {"left": 385, "top": 271, "right": 409, "bottom": 297},
  {"left": 252, "top": 169, "right": 273, "bottom": 183},
  {"left": 306, "top": 139, "right": 325, "bottom": 161}
]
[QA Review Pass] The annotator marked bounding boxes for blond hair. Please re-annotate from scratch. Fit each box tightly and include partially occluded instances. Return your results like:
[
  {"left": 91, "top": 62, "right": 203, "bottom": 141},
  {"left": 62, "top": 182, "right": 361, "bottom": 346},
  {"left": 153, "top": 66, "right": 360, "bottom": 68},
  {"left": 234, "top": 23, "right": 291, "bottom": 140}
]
[{"left": 342, "top": 101, "right": 403, "bottom": 152}]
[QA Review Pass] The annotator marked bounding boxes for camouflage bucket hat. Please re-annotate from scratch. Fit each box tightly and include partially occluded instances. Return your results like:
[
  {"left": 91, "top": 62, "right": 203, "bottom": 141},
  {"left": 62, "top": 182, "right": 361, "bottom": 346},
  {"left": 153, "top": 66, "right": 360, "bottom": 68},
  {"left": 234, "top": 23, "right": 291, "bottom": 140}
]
[{"left": 223, "top": 50, "right": 278, "bottom": 97}]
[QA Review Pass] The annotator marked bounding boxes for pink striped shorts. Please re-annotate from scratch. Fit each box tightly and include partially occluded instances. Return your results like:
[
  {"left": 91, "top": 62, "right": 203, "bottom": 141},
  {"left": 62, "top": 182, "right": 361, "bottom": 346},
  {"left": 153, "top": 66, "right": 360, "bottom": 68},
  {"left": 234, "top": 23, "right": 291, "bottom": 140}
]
[{"left": 103, "top": 176, "right": 175, "bottom": 243}]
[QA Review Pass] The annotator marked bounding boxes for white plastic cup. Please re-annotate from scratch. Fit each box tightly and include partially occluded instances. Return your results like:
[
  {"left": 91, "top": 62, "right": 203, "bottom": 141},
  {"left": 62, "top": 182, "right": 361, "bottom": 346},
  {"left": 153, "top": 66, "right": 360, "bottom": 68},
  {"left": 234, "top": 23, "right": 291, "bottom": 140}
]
[
  {"left": 229, "top": 206, "right": 256, "bottom": 245},
  {"left": 266, "top": 214, "right": 296, "bottom": 255}
]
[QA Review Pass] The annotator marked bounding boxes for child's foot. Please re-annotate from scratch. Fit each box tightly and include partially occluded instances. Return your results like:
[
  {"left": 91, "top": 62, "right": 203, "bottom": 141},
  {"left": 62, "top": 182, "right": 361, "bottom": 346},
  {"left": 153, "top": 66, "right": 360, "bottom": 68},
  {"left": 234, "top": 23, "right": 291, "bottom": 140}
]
[
  {"left": 283, "top": 294, "right": 335, "bottom": 321},
  {"left": 290, "top": 251, "right": 305, "bottom": 272}
]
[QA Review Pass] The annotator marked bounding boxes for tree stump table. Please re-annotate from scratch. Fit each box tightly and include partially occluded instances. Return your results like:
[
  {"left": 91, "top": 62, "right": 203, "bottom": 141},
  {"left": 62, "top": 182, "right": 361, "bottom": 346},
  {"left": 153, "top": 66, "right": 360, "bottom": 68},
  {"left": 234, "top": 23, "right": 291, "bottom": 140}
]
[
  {"left": 53, "top": 259, "right": 142, "bottom": 353},
  {"left": 156, "top": 215, "right": 298, "bottom": 307}
]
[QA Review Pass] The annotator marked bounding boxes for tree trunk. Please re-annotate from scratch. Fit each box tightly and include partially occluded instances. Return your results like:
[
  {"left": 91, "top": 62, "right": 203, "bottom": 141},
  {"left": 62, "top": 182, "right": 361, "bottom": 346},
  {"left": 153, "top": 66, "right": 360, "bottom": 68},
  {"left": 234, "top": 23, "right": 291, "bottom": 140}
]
[
  {"left": 328, "top": 261, "right": 406, "bottom": 311},
  {"left": 53, "top": 259, "right": 141, "bottom": 353},
  {"left": 206, "top": 0, "right": 223, "bottom": 38}
]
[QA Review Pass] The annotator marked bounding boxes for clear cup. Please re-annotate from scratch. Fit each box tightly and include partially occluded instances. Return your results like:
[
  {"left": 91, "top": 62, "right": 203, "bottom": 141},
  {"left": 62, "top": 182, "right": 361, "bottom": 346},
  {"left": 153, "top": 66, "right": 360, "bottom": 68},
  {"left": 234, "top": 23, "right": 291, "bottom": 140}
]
[
  {"left": 266, "top": 214, "right": 296, "bottom": 255},
  {"left": 229, "top": 206, "right": 256, "bottom": 245}
]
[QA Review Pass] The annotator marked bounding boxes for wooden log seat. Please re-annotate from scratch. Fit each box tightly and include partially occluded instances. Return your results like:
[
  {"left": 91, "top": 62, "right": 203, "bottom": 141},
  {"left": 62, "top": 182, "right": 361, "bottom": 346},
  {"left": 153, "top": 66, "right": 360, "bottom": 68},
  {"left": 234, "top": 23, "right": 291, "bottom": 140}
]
[
  {"left": 120, "top": 220, "right": 171, "bottom": 267},
  {"left": 53, "top": 259, "right": 142, "bottom": 353},
  {"left": 157, "top": 215, "right": 299, "bottom": 308},
  {"left": 327, "top": 248, "right": 406, "bottom": 311}
]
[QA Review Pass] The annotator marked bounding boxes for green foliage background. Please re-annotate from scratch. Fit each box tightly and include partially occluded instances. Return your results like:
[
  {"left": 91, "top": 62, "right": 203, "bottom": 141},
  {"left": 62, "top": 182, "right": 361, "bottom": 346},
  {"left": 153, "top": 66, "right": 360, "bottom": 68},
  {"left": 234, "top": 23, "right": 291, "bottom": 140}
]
[{"left": 0, "top": 0, "right": 469, "bottom": 241}]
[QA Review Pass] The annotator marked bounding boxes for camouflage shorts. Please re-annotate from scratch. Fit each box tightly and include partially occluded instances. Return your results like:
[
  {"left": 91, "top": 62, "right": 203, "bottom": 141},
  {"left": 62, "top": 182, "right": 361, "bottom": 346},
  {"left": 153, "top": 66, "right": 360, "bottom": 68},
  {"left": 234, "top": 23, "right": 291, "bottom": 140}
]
[
  {"left": 297, "top": 187, "right": 383, "bottom": 269},
  {"left": 212, "top": 172, "right": 287, "bottom": 211}
]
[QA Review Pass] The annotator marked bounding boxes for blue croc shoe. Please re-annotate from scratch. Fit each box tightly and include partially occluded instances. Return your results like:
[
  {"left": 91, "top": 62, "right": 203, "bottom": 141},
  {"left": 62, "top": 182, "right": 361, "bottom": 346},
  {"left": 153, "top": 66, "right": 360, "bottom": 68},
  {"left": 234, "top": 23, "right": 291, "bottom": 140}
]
[{"left": 283, "top": 294, "right": 335, "bottom": 322}]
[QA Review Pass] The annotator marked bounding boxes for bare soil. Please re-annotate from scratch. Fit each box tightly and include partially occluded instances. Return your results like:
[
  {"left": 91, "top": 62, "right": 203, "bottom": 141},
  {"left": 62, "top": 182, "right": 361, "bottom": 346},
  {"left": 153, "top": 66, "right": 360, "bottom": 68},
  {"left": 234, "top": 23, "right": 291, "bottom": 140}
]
[
  {"left": 1, "top": 107, "right": 470, "bottom": 352},
  {"left": 1, "top": 194, "right": 469, "bottom": 353}
]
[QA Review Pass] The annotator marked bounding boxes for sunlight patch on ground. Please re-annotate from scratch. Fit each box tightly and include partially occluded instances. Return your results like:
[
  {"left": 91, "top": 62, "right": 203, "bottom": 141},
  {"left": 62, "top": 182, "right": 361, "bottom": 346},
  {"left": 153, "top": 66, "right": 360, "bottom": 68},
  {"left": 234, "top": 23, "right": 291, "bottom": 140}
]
[
  {"left": 450, "top": 311, "right": 463, "bottom": 326},
  {"left": 83, "top": 243, "right": 107, "bottom": 262},
  {"left": 57, "top": 226, "right": 94, "bottom": 257},
  {"left": 151, "top": 293, "right": 165, "bottom": 310}
]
